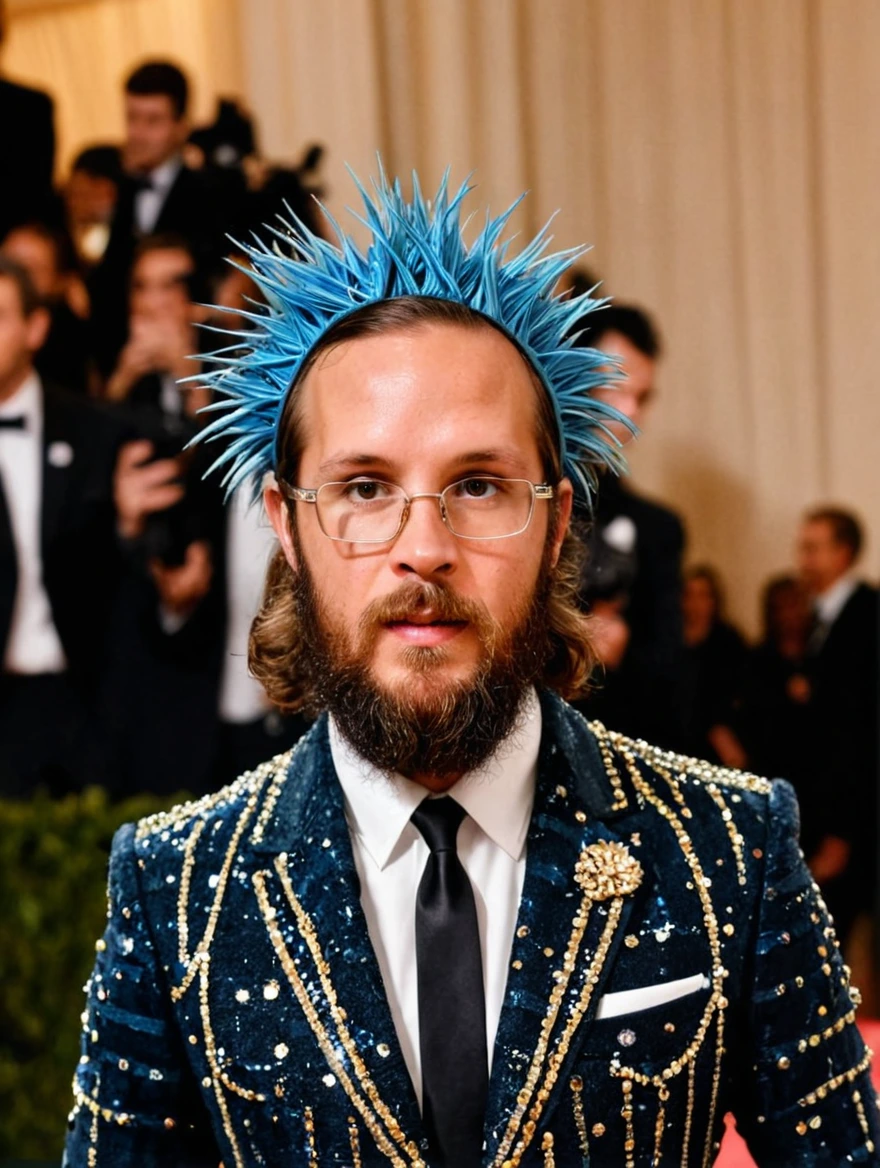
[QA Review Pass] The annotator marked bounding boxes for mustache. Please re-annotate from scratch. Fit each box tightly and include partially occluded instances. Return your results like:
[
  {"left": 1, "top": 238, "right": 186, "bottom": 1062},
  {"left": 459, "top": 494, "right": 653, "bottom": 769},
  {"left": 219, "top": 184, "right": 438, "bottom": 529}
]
[{"left": 357, "top": 581, "right": 497, "bottom": 644}]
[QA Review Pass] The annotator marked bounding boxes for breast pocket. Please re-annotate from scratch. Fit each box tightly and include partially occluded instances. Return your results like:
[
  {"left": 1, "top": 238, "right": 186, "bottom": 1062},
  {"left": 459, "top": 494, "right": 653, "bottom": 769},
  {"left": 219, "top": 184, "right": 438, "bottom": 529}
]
[{"left": 580, "top": 973, "right": 713, "bottom": 1074}]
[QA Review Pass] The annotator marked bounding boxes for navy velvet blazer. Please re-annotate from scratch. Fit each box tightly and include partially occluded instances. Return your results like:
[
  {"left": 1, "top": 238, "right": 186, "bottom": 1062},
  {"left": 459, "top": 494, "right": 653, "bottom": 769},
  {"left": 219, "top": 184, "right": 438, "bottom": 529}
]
[{"left": 65, "top": 693, "right": 879, "bottom": 1166}]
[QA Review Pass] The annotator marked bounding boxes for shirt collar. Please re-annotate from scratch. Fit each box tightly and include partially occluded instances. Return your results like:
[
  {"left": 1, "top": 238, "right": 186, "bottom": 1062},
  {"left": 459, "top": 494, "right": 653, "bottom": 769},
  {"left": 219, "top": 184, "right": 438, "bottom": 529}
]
[
  {"left": 329, "top": 687, "right": 541, "bottom": 870},
  {"left": 815, "top": 573, "right": 858, "bottom": 625},
  {"left": 0, "top": 370, "right": 41, "bottom": 424},
  {"left": 147, "top": 155, "right": 183, "bottom": 193}
]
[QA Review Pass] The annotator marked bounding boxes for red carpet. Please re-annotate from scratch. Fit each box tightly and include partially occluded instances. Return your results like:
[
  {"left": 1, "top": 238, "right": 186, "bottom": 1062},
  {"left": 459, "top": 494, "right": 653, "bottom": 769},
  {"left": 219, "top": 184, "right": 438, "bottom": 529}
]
[{"left": 715, "top": 1020, "right": 880, "bottom": 1165}]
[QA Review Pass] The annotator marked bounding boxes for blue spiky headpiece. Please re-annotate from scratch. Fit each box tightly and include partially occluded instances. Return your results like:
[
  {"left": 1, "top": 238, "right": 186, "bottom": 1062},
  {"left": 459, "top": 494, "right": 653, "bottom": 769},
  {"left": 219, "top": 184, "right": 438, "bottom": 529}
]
[{"left": 196, "top": 165, "right": 628, "bottom": 503}]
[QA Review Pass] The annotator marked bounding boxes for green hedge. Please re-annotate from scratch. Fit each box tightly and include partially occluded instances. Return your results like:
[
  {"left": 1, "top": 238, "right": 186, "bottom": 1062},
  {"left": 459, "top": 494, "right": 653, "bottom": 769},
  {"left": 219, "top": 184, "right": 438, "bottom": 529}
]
[{"left": 0, "top": 787, "right": 187, "bottom": 1160}]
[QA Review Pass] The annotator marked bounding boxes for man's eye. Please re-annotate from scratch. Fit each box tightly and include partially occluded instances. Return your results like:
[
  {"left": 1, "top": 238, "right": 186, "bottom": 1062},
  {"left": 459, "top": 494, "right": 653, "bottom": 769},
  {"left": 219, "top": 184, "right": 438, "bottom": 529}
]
[
  {"left": 458, "top": 478, "right": 499, "bottom": 499},
  {"left": 345, "top": 480, "right": 386, "bottom": 502}
]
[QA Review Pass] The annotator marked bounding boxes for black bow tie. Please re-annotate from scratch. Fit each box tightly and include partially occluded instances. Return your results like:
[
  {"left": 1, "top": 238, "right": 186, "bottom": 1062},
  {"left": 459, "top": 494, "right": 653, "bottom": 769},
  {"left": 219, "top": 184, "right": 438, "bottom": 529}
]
[
  {"left": 0, "top": 415, "right": 27, "bottom": 432},
  {"left": 131, "top": 174, "right": 155, "bottom": 194}
]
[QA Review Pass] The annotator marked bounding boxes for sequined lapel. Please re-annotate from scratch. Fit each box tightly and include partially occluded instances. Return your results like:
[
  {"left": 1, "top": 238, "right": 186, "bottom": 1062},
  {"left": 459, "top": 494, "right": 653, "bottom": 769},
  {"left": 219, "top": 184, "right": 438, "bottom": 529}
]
[
  {"left": 247, "top": 720, "right": 427, "bottom": 1167},
  {"left": 484, "top": 693, "right": 643, "bottom": 1167}
]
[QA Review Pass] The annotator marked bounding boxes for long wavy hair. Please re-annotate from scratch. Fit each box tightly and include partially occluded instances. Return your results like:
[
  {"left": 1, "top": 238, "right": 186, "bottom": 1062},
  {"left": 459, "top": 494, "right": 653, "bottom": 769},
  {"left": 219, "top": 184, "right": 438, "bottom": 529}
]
[{"left": 249, "top": 297, "right": 595, "bottom": 714}]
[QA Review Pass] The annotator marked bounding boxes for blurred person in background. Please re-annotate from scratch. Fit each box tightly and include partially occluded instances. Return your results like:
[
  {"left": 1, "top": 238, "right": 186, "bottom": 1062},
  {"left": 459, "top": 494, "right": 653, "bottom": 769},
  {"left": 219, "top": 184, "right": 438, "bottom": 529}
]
[
  {"left": 680, "top": 563, "right": 749, "bottom": 766},
  {"left": 0, "top": 1, "right": 55, "bottom": 241},
  {"left": 0, "top": 257, "right": 124, "bottom": 797},
  {"left": 103, "top": 241, "right": 306, "bottom": 794},
  {"left": 740, "top": 573, "right": 814, "bottom": 807},
  {"left": 90, "top": 60, "right": 240, "bottom": 377},
  {"left": 570, "top": 300, "right": 686, "bottom": 747},
  {"left": 1, "top": 221, "right": 93, "bottom": 395},
  {"left": 65, "top": 144, "right": 122, "bottom": 268},
  {"left": 796, "top": 507, "right": 879, "bottom": 948}
]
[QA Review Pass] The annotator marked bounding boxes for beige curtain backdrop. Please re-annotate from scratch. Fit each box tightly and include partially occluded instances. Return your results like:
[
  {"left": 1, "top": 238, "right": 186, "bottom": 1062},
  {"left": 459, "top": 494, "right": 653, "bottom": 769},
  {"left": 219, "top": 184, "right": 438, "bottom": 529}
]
[{"left": 6, "top": 0, "right": 880, "bottom": 634}]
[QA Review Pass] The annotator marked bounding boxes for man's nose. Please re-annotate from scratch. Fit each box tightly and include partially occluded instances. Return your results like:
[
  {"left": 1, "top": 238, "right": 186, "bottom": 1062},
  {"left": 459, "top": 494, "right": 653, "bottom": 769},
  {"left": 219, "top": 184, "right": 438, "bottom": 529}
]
[{"left": 390, "top": 495, "right": 458, "bottom": 579}]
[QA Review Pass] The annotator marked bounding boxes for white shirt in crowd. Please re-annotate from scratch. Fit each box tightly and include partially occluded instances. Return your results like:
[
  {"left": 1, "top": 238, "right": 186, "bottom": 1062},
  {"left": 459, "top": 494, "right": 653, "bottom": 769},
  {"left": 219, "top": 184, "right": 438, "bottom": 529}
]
[
  {"left": 814, "top": 573, "right": 858, "bottom": 630},
  {"left": 134, "top": 155, "right": 182, "bottom": 236},
  {"left": 0, "top": 372, "right": 67, "bottom": 674},
  {"left": 329, "top": 688, "right": 541, "bottom": 1103},
  {"left": 217, "top": 485, "right": 278, "bottom": 724}
]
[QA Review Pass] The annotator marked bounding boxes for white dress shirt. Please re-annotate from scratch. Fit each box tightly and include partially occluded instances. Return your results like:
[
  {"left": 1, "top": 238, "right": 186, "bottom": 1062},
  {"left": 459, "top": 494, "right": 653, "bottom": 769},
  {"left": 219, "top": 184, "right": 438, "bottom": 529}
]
[
  {"left": 0, "top": 373, "right": 66, "bottom": 673},
  {"left": 329, "top": 688, "right": 541, "bottom": 1103},
  {"left": 218, "top": 486, "right": 278, "bottom": 723},
  {"left": 815, "top": 573, "right": 858, "bottom": 628},
  {"left": 134, "top": 156, "right": 182, "bottom": 236}
]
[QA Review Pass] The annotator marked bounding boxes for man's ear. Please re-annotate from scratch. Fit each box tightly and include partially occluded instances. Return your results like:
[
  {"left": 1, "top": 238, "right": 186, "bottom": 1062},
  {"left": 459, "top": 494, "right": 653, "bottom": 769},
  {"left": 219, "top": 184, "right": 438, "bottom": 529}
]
[
  {"left": 549, "top": 478, "right": 574, "bottom": 569},
  {"left": 264, "top": 484, "right": 298, "bottom": 570}
]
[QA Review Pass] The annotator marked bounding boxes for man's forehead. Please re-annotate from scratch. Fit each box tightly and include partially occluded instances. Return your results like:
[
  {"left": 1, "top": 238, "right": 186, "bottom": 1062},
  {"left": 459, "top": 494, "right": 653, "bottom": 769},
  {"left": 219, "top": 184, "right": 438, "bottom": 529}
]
[{"left": 296, "top": 323, "right": 546, "bottom": 467}]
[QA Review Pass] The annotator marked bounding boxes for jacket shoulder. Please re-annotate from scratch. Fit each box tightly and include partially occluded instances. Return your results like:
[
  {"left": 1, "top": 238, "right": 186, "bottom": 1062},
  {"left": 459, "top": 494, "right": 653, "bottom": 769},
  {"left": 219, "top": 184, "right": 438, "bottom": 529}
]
[
  {"left": 133, "top": 750, "right": 293, "bottom": 847},
  {"left": 588, "top": 719, "right": 780, "bottom": 863},
  {"left": 597, "top": 724, "right": 773, "bottom": 798}
]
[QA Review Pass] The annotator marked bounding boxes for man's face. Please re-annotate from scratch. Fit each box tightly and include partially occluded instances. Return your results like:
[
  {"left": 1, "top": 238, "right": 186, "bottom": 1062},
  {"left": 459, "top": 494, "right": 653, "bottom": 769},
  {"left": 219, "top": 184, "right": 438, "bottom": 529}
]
[
  {"left": 1, "top": 229, "right": 61, "bottom": 300},
  {"left": 66, "top": 170, "right": 117, "bottom": 227},
  {"left": 130, "top": 247, "right": 193, "bottom": 323},
  {"left": 267, "top": 322, "right": 572, "bottom": 723},
  {"left": 591, "top": 330, "right": 656, "bottom": 445},
  {"left": 682, "top": 575, "right": 717, "bottom": 627},
  {"left": 797, "top": 520, "right": 853, "bottom": 595},
  {"left": 0, "top": 278, "right": 49, "bottom": 400},
  {"left": 124, "top": 93, "right": 186, "bottom": 173}
]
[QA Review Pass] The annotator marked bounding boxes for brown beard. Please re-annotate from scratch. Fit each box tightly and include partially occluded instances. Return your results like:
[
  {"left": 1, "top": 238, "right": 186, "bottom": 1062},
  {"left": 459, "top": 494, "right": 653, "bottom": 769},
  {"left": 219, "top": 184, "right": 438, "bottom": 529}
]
[{"left": 290, "top": 542, "right": 554, "bottom": 782}]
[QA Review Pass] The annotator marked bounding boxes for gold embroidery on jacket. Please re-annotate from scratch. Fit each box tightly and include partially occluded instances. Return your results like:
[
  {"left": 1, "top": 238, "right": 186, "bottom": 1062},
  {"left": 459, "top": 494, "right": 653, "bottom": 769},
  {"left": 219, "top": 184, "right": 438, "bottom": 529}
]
[
  {"left": 492, "top": 842, "right": 643, "bottom": 1167},
  {"left": 253, "top": 865, "right": 423, "bottom": 1168}
]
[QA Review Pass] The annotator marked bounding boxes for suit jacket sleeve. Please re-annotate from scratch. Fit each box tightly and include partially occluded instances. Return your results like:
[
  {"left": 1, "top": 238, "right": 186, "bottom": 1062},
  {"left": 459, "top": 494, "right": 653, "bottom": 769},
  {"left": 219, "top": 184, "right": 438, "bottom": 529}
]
[
  {"left": 64, "top": 824, "right": 218, "bottom": 1166},
  {"left": 730, "top": 779, "right": 879, "bottom": 1163}
]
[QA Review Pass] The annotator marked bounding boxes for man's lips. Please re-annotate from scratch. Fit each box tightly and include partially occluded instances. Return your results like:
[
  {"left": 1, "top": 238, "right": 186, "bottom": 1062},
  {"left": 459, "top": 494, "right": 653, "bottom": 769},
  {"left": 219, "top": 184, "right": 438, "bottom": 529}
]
[{"left": 384, "top": 614, "right": 467, "bottom": 646}]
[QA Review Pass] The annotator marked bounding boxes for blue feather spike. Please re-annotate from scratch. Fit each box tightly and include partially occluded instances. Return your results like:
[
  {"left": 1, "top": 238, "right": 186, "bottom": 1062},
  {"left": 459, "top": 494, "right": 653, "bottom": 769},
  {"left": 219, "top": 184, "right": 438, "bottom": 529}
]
[{"left": 193, "top": 162, "right": 631, "bottom": 504}]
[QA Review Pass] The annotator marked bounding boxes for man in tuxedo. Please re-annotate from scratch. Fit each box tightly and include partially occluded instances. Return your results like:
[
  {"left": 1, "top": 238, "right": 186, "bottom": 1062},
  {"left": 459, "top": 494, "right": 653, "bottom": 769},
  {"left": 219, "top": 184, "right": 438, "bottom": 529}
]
[
  {"left": 572, "top": 305, "right": 687, "bottom": 748},
  {"left": 0, "top": 3, "right": 56, "bottom": 240},
  {"left": 66, "top": 173, "right": 877, "bottom": 1167},
  {"left": 89, "top": 61, "right": 239, "bottom": 376},
  {"left": 797, "top": 507, "right": 880, "bottom": 941},
  {"left": 0, "top": 258, "right": 123, "bottom": 796}
]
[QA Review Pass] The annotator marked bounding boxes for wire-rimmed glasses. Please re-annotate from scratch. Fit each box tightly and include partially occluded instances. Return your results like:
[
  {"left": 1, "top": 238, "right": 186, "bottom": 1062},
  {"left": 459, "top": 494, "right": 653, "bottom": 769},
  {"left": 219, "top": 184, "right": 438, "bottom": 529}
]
[{"left": 279, "top": 476, "right": 555, "bottom": 543}]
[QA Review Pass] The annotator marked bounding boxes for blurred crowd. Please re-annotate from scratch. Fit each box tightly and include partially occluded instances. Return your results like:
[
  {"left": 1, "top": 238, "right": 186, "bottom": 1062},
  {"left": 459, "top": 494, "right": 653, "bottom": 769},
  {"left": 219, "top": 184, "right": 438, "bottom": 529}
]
[{"left": 0, "top": 56, "right": 877, "bottom": 957}]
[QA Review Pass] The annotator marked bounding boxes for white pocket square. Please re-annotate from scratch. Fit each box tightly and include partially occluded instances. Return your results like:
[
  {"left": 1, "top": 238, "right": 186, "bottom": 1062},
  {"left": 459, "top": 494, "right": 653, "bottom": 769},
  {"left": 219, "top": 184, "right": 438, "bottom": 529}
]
[{"left": 595, "top": 973, "right": 710, "bottom": 1020}]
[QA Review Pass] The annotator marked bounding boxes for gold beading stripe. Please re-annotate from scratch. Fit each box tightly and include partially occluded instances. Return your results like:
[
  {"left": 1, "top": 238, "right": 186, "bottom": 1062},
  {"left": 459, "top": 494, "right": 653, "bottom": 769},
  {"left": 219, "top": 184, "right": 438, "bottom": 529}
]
[
  {"left": 273, "top": 855, "right": 424, "bottom": 1164},
  {"left": 177, "top": 818, "right": 206, "bottom": 965},
  {"left": 504, "top": 901, "right": 624, "bottom": 1168},
  {"left": 492, "top": 896, "right": 595, "bottom": 1165},
  {"left": 252, "top": 869, "right": 415, "bottom": 1168},
  {"left": 797, "top": 1047, "right": 874, "bottom": 1107}
]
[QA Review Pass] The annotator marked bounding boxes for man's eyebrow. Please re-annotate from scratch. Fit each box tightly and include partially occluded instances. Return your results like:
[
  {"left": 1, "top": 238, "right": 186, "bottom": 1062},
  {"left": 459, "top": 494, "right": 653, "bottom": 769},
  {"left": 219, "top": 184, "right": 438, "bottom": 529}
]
[
  {"left": 316, "top": 453, "right": 396, "bottom": 477},
  {"left": 452, "top": 449, "right": 531, "bottom": 473},
  {"left": 315, "top": 448, "right": 532, "bottom": 478}
]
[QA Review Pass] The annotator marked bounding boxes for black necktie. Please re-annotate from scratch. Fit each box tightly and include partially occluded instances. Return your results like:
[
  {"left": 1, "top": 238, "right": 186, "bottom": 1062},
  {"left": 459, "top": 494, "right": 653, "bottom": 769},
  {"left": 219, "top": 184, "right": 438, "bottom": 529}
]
[
  {"left": 0, "top": 416, "right": 26, "bottom": 431},
  {"left": 411, "top": 798, "right": 488, "bottom": 1168}
]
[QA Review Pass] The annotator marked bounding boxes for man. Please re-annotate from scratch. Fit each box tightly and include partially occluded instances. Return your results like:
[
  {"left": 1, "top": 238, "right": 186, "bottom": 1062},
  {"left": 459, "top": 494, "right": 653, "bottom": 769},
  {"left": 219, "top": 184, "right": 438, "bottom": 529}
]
[
  {"left": 90, "top": 61, "right": 239, "bottom": 375},
  {"left": 796, "top": 507, "right": 879, "bottom": 944},
  {"left": 66, "top": 172, "right": 878, "bottom": 1166},
  {"left": 570, "top": 304, "right": 687, "bottom": 749},
  {"left": 100, "top": 234, "right": 305, "bottom": 795},
  {"left": 65, "top": 144, "right": 122, "bottom": 268},
  {"left": 0, "top": 258, "right": 123, "bottom": 796},
  {"left": 0, "top": 1, "right": 55, "bottom": 241},
  {"left": 1, "top": 220, "right": 93, "bottom": 394}
]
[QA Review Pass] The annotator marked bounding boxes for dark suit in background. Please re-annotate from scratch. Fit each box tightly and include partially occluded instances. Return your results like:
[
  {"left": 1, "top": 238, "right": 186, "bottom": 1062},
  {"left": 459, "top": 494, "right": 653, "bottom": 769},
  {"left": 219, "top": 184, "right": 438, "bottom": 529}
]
[
  {"left": 0, "top": 78, "right": 55, "bottom": 240},
  {"left": 803, "top": 581, "right": 880, "bottom": 937},
  {"left": 576, "top": 473, "right": 686, "bottom": 748},
  {"left": 0, "top": 384, "right": 126, "bottom": 795},
  {"left": 89, "top": 166, "right": 243, "bottom": 375}
]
